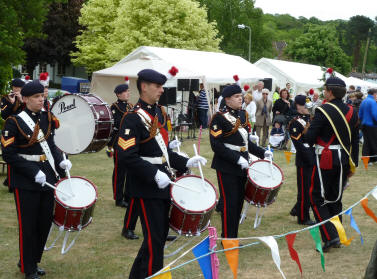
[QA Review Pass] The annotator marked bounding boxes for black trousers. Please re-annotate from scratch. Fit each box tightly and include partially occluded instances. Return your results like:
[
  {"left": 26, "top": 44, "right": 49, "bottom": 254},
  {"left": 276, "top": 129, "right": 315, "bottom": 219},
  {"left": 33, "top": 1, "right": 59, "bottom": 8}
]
[
  {"left": 309, "top": 165, "right": 349, "bottom": 243},
  {"left": 362, "top": 125, "right": 377, "bottom": 163},
  {"left": 129, "top": 198, "right": 170, "bottom": 279},
  {"left": 216, "top": 170, "right": 246, "bottom": 238},
  {"left": 112, "top": 151, "right": 129, "bottom": 202},
  {"left": 14, "top": 188, "right": 54, "bottom": 275},
  {"left": 292, "top": 166, "right": 312, "bottom": 222},
  {"left": 123, "top": 197, "right": 139, "bottom": 231}
]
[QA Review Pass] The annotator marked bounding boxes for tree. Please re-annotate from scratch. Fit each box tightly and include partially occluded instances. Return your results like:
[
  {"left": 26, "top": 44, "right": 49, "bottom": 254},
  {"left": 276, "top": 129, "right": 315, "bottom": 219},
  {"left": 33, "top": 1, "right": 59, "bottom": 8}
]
[{"left": 285, "top": 25, "right": 351, "bottom": 75}]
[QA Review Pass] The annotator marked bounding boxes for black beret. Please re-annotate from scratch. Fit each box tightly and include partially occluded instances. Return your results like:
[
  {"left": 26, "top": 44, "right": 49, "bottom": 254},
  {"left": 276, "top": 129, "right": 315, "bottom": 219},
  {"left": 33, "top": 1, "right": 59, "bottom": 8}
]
[
  {"left": 114, "top": 84, "right": 129, "bottom": 94},
  {"left": 221, "top": 84, "right": 242, "bottom": 98},
  {"left": 21, "top": 80, "right": 44, "bottom": 97},
  {"left": 294, "top": 95, "right": 307, "bottom": 106},
  {"left": 11, "top": 78, "right": 25, "bottom": 88},
  {"left": 137, "top": 69, "right": 167, "bottom": 85},
  {"left": 325, "top": 77, "right": 346, "bottom": 87}
]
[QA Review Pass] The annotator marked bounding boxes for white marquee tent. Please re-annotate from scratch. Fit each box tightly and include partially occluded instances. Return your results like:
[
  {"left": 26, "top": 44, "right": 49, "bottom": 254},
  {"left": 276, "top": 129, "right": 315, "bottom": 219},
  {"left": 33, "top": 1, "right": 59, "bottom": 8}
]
[
  {"left": 347, "top": 76, "right": 377, "bottom": 93},
  {"left": 90, "top": 46, "right": 274, "bottom": 105},
  {"left": 254, "top": 58, "right": 350, "bottom": 95}
]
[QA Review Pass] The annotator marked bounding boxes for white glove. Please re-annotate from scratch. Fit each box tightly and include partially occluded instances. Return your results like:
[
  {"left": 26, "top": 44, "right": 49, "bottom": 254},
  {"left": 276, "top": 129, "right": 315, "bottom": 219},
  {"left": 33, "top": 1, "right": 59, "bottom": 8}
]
[
  {"left": 264, "top": 150, "right": 273, "bottom": 160},
  {"left": 35, "top": 170, "right": 46, "bottom": 185},
  {"left": 186, "top": 155, "right": 207, "bottom": 168},
  {"left": 237, "top": 156, "right": 249, "bottom": 169},
  {"left": 249, "top": 133, "right": 259, "bottom": 143},
  {"left": 59, "top": 159, "right": 72, "bottom": 171},
  {"left": 154, "top": 170, "right": 172, "bottom": 189},
  {"left": 169, "top": 139, "right": 181, "bottom": 150}
]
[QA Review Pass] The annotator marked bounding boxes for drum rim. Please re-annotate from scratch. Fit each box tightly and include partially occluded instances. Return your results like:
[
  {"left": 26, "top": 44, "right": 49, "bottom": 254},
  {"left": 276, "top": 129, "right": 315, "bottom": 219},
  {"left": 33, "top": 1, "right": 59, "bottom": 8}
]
[
  {"left": 247, "top": 159, "right": 284, "bottom": 190},
  {"left": 170, "top": 174, "right": 219, "bottom": 213},
  {"left": 54, "top": 175, "right": 98, "bottom": 209}
]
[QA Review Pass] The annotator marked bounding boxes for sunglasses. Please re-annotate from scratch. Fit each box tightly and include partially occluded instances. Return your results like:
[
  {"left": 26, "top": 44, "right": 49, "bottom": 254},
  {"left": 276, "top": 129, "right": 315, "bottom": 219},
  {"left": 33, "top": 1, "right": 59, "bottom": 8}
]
[{"left": 262, "top": 93, "right": 268, "bottom": 95}]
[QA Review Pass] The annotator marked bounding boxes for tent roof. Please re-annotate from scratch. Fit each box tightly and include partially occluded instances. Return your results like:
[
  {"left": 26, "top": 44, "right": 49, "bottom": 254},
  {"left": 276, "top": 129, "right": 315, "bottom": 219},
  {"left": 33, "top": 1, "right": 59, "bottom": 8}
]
[
  {"left": 94, "top": 46, "right": 273, "bottom": 84},
  {"left": 347, "top": 76, "right": 377, "bottom": 89},
  {"left": 254, "top": 58, "right": 348, "bottom": 89}
]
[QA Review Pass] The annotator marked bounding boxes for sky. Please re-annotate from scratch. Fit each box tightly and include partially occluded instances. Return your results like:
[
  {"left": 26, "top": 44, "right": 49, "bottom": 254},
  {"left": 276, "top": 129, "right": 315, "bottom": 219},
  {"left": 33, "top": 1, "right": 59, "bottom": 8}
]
[{"left": 254, "top": 0, "right": 377, "bottom": 21}]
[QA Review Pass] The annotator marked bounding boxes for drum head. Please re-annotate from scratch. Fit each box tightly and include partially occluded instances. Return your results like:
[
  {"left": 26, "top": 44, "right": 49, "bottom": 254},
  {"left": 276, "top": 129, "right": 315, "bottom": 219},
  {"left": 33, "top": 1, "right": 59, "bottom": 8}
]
[
  {"left": 171, "top": 175, "right": 217, "bottom": 212},
  {"left": 55, "top": 177, "right": 97, "bottom": 208},
  {"left": 51, "top": 94, "right": 96, "bottom": 154},
  {"left": 247, "top": 160, "right": 283, "bottom": 189}
]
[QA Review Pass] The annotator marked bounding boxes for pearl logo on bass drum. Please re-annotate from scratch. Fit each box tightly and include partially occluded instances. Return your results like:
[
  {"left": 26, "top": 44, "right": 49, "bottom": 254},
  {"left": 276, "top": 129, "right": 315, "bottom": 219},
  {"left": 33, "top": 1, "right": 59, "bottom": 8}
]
[{"left": 58, "top": 98, "right": 76, "bottom": 114}]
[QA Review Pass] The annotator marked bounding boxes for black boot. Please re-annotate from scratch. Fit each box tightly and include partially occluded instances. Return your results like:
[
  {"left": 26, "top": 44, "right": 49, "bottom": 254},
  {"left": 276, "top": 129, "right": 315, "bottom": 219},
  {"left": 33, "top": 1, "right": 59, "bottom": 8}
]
[{"left": 121, "top": 228, "right": 139, "bottom": 240}]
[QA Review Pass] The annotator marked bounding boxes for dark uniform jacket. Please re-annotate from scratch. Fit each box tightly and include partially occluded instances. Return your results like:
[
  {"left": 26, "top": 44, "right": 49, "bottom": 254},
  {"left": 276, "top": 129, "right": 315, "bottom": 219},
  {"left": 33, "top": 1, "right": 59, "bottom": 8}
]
[
  {"left": 116, "top": 99, "right": 188, "bottom": 199},
  {"left": 1, "top": 96, "right": 24, "bottom": 120},
  {"left": 210, "top": 107, "right": 266, "bottom": 176},
  {"left": 304, "top": 99, "right": 359, "bottom": 167},
  {"left": 108, "top": 100, "right": 133, "bottom": 148},
  {"left": 1, "top": 108, "right": 64, "bottom": 191},
  {"left": 289, "top": 114, "right": 315, "bottom": 167}
]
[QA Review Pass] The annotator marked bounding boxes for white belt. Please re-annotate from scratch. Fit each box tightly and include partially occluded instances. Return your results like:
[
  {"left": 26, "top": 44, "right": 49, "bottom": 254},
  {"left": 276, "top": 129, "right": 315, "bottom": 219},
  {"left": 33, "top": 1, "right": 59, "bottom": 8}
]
[
  {"left": 224, "top": 143, "right": 247, "bottom": 152},
  {"left": 315, "top": 144, "right": 342, "bottom": 155},
  {"left": 141, "top": 156, "right": 166, "bottom": 165},
  {"left": 19, "top": 154, "right": 47, "bottom": 162}
]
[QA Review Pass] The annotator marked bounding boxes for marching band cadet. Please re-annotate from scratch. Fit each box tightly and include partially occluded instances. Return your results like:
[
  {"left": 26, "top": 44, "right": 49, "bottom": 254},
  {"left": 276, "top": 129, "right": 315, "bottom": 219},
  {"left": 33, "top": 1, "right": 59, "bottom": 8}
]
[
  {"left": 1, "top": 78, "right": 25, "bottom": 120},
  {"left": 209, "top": 84, "right": 273, "bottom": 238},
  {"left": 39, "top": 72, "right": 51, "bottom": 112},
  {"left": 1, "top": 80, "right": 72, "bottom": 279},
  {"left": 116, "top": 69, "right": 206, "bottom": 278},
  {"left": 303, "top": 77, "right": 359, "bottom": 252},
  {"left": 288, "top": 95, "right": 316, "bottom": 226}
]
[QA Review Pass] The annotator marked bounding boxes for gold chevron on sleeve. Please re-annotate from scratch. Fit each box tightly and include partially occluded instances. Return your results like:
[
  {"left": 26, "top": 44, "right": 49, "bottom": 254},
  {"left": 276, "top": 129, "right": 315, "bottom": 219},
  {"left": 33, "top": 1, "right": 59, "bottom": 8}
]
[
  {"left": 210, "top": 129, "right": 222, "bottom": 138},
  {"left": 118, "top": 137, "right": 135, "bottom": 151},
  {"left": 1, "top": 136, "right": 14, "bottom": 147}
]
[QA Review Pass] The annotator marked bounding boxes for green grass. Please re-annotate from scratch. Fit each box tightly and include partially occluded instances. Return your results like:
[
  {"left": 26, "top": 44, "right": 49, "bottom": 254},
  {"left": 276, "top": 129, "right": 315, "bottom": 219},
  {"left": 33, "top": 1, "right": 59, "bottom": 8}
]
[{"left": 1, "top": 130, "right": 377, "bottom": 278}]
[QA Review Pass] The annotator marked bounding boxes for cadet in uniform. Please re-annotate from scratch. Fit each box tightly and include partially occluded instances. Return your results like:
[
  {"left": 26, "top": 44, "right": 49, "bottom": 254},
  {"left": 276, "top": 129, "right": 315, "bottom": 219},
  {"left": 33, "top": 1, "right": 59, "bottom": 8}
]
[
  {"left": 1, "top": 78, "right": 25, "bottom": 120},
  {"left": 116, "top": 69, "right": 206, "bottom": 278},
  {"left": 288, "top": 95, "right": 316, "bottom": 225},
  {"left": 39, "top": 72, "right": 51, "bottom": 112},
  {"left": 209, "top": 84, "right": 272, "bottom": 238},
  {"left": 1, "top": 80, "right": 72, "bottom": 279},
  {"left": 303, "top": 77, "right": 359, "bottom": 252}
]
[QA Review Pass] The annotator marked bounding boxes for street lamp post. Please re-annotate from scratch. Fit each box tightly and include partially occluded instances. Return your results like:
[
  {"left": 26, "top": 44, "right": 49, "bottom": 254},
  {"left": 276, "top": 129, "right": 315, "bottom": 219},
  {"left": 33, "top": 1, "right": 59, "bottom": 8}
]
[{"left": 237, "top": 24, "right": 251, "bottom": 62}]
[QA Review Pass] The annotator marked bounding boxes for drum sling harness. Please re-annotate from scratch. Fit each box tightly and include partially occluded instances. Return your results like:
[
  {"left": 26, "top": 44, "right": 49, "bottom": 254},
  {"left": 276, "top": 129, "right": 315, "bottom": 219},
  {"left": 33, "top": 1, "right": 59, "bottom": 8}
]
[{"left": 222, "top": 112, "right": 249, "bottom": 152}]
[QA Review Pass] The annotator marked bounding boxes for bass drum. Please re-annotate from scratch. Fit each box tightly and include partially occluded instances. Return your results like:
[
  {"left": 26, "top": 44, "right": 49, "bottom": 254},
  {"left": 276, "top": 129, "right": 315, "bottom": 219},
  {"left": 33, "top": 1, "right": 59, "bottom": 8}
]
[{"left": 51, "top": 94, "right": 113, "bottom": 154}]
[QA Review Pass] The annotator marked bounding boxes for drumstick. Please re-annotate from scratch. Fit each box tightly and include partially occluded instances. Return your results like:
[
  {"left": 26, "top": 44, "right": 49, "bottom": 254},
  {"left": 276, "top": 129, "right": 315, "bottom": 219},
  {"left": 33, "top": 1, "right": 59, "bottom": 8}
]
[
  {"left": 43, "top": 181, "right": 73, "bottom": 199},
  {"left": 175, "top": 136, "right": 181, "bottom": 153},
  {"left": 62, "top": 153, "right": 75, "bottom": 197},
  {"left": 170, "top": 181, "right": 200, "bottom": 193},
  {"left": 193, "top": 144, "right": 206, "bottom": 192}
]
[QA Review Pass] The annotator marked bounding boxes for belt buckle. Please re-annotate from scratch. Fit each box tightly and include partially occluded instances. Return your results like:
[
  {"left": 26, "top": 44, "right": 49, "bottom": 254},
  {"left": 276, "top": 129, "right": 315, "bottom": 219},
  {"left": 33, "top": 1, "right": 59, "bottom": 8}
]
[
  {"left": 40, "top": 154, "right": 47, "bottom": 162},
  {"left": 161, "top": 156, "right": 166, "bottom": 164},
  {"left": 240, "top": 146, "right": 246, "bottom": 152}
]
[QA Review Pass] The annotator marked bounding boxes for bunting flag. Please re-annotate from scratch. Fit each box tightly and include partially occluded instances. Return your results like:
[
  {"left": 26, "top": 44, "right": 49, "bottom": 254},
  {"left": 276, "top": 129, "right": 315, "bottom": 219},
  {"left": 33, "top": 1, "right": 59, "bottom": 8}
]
[
  {"left": 257, "top": 236, "right": 286, "bottom": 279},
  {"left": 345, "top": 208, "right": 364, "bottom": 244},
  {"left": 283, "top": 151, "right": 292, "bottom": 164},
  {"left": 361, "top": 156, "right": 370, "bottom": 169},
  {"left": 208, "top": 227, "right": 219, "bottom": 279},
  {"left": 361, "top": 198, "right": 377, "bottom": 223},
  {"left": 154, "top": 267, "right": 172, "bottom": 279},
  {"left": 285, "top": 234, "right": 302, "bottom": 275},
  {"left": 192, "top": 237, "right": 212, "bottom": 279},
  {"left": 330, "top": 216, "right": 354, "bottom": 246},
  {"left": 222, "top": 239, "right": 239, "bottom": 279},
  {"left": 309, "top": 227, "right": 325, "bottom": 272}
]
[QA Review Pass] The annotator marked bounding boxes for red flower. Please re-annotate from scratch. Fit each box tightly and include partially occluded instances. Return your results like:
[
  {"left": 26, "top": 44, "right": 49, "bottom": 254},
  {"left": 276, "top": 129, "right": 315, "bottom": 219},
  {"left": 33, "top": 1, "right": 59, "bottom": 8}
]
[
  {"left": 309, "top": 88, "right": 314, "bottom": 95},
  {"left": 25, "top": 75, "right": 30, "bottom": 80},
  {"left": 233, "top": 75, "right": 239, "bottom": 82},
  {"left": 326, "top": 68, "right": 333, "bottom": 74},
  {"left": 168, "top": 66, "right": 179, "bottom": 76},
  {"left": 243, "top": 84, "right": 250, "bottom": 91}
]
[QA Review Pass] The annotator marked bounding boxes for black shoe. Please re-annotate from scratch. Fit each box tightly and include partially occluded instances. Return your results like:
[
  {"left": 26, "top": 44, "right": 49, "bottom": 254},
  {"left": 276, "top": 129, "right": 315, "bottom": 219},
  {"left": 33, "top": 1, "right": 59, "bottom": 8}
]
[
  {"left": 25, "top": 272, "right": 40, "bottom": 279},
  {"left": 121, "top": 229, "right": 139, "bottom": 240},
  {"left": 115, "top": 200, "right": 128, "bottom": 208},
  {"left": 289, "top": 207, "right": 297, "bottom": 217},
  {"left": 3, "top": 177, "right": 8, "bottom": 187},
  {"left": 166, "top": 235, "right": 177, "bottom": 241},
  {"left": 317, "top": 238, "right": 341, "bottom": 253},
  {"left": 18, "top": 261, "right": 45, "bottom": 276},
  {"left": 297, "top": 219, "right": 316, "bottom": 226}
]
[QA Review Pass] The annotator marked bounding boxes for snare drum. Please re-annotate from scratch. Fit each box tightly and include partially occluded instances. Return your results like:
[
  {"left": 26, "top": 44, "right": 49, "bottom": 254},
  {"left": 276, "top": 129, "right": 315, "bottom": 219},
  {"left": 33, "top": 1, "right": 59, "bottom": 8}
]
[
  {"left": 51, "top": 94, "right": 113, "bottom": 154},
  {"left": 170, "top": 175, "right": 218, "bottom": 235},
  {"left": 245, "top": 160, "right": 284, "bottom": 207},
  {"left": 53, "top": 176, "right": 98, "bottom": 231}
]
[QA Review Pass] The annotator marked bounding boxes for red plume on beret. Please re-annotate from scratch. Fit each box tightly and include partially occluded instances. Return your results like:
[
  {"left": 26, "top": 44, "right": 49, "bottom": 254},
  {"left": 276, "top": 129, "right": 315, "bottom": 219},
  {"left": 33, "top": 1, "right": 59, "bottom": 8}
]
[
  {"left": 326, "top": 68, "right": 333, "bottom": 74},
  {"left": 243, "top": 84, "right": 250, "bottom": 92},
  {"left": 25, "top": 75, "right": 30, "bottom": 80},
  {"left": 309, "top": 88, "right": 314, "bottom": 95},
  {"left": 124, "top": 76, "right": 129, "bottom": 85},
  {"left": 39, "top": 72, "right": 48, "bottom": 81},
  {"left": 124, "top": 76, "right": 129, "bottom": 81},
  {"left": 233, "top": 75, "right": 239, "bottom": 82}
]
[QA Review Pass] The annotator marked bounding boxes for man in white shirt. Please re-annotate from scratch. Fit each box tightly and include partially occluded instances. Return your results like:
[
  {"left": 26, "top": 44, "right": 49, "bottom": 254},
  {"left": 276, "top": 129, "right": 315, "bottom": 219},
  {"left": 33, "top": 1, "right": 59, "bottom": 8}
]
[{"left": 252, "top": 81, "right": 264, "bottom": 102}]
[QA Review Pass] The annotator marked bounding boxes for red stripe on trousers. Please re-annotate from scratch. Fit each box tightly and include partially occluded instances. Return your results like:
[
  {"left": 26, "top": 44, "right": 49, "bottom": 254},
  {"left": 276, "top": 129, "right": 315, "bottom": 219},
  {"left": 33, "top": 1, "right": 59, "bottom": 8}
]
[
  {"left": 140, "top": 199, "right": 153, "bottom": 276},
  {"left": 15, "top": 189, "right": 24, "bottom": 273},
  {"left": 300, "top": 167, "right": 304, "bottom": 221},
  {"left": 125, "top": 198, "right": 134, "bottom": 229},
  {"left": 113, "top": 151, "right": 118, "bottom": 200},
  {"left": 309, "top": 166, "right": 330, "bottom": 240},
  {"left": 217, "top": 171, "right": 228, "bottom": 238}
]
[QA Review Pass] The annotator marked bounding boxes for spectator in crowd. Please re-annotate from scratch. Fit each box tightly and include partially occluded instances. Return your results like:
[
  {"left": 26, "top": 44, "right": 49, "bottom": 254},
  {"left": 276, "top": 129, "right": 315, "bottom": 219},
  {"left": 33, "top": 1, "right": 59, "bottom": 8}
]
[
  {"left": 197, "top": 83, "right": 209, "bottom": 128},
  {"left": 272, "top": 86, "right": 280, "bottom": 104},
  {"left": 255, "top": 88, "right": 272, "bottom": 147},
  {"left": 352, "top": 92, "right": 364, "bottom": 115},
  {"left": 359, "top": 88, "right": 377, "bottom": 164},
  {"left": 272, "top": 88, "right": 293, "bottom": 120},
  {"left": 312, "top": 92, "right": 322, "bottom": 109},
  {"left": 286, "top": 82, "right": 294, "bottom": 97},
  {"left": 252, "top": 81, "right": 264, "bottom": 102},
  {"left": 244, "top": 92, "right": 256, "bottom": 129}
]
